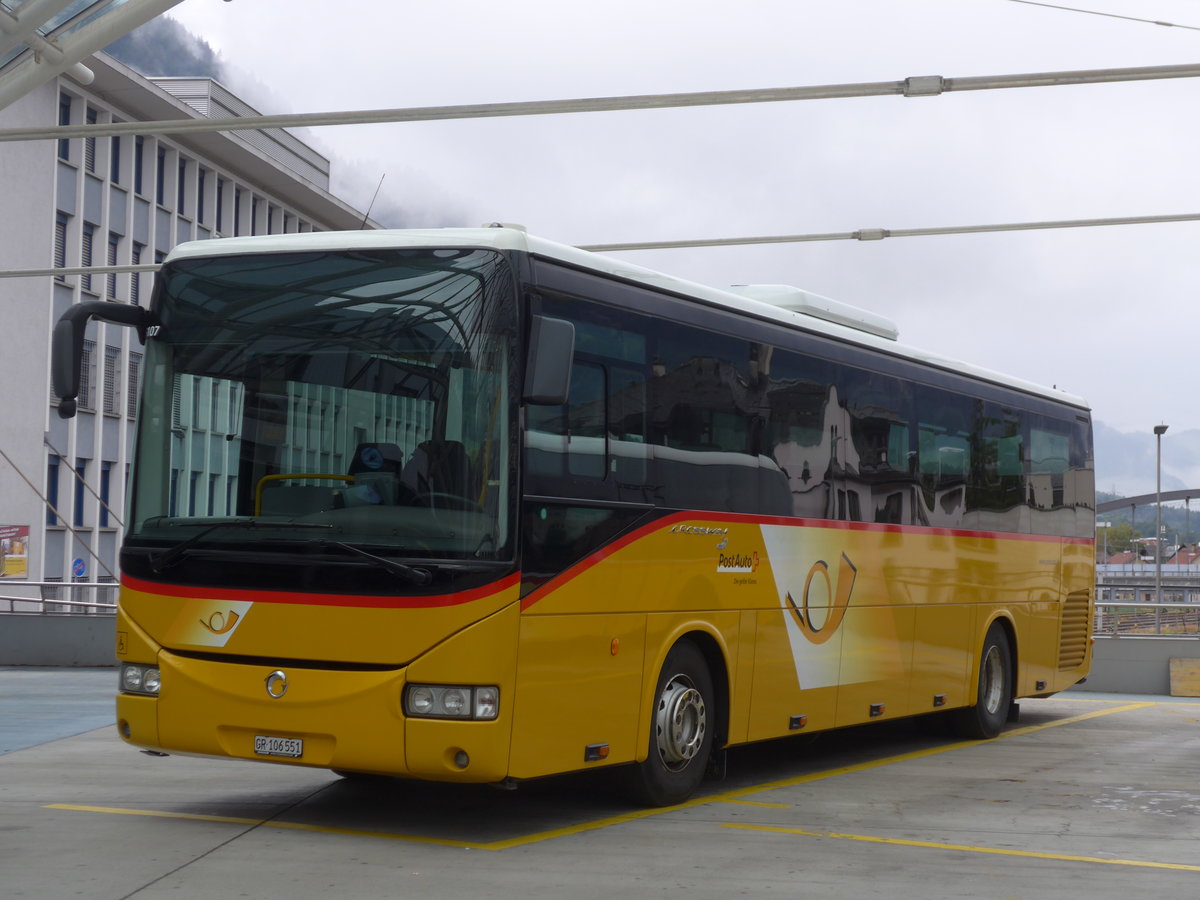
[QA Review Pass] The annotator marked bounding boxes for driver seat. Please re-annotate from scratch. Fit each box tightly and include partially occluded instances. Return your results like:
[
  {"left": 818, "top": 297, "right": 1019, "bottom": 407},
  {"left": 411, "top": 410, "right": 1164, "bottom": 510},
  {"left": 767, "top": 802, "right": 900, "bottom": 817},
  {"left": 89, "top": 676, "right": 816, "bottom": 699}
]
[{"left": 401, "top": 440, "right": 473, "bottom": 501}]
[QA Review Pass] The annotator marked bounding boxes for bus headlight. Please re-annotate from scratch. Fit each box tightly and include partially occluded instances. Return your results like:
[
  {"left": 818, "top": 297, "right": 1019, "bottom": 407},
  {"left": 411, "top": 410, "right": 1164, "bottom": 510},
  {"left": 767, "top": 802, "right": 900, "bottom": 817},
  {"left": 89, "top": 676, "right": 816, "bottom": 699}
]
[
  {"left": 404, "top": 684, "right": 499, "bottom": 720},
  {"left": 120, "top": 664, "right": 161, "bottom": 696}
]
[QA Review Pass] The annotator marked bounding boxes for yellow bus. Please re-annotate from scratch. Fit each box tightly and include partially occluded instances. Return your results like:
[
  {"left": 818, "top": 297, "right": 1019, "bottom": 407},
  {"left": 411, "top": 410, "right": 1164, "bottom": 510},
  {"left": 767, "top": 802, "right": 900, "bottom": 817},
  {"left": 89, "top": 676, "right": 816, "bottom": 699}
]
[{"left": 53, "top": 227, "right": 1094, "bottom": 805}]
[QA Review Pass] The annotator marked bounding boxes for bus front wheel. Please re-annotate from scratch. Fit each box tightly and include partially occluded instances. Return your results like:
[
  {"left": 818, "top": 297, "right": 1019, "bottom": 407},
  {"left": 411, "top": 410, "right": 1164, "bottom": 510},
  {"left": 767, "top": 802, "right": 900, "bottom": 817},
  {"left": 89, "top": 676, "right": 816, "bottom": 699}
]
[
  {"left": 952, "top": 622, "right": 1013, "bottom": 739},
  {"left": 627, "top": 640, "right": 714, "bottom": 807}
]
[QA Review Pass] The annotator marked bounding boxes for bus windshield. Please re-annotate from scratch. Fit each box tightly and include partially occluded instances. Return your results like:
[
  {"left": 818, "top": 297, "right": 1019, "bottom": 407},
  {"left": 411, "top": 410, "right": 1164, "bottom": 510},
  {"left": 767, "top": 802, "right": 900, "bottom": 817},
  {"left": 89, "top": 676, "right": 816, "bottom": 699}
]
[{"left": 127, "top": 247, "right": 517, "bottom": 566}]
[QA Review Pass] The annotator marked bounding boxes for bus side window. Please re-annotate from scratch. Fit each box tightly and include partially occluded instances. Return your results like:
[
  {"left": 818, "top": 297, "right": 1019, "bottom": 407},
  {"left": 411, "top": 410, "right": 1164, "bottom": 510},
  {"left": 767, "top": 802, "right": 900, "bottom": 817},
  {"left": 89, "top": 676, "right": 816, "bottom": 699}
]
[
  {"left": 841, "top": 369, "right": 913, "bottom": 525},
  {"left": 1028, "top": 418, "right": 1072, "bottom": 535},
  {"left": 971, "top": 402, "right": 1025, "bottom": 533},
  {"left": 566, "top": 362, "right": 606, "bottom": 479},
  {"left": 915, "top": 386, "right": 972, "bottom": 528},
  {"left": 609, "top": 364, "right": 650, "bottom": 492},
  {"left": 762, "top": 349, "right": 836, "bottom": 519},
  {"left": 649, "top": 327, "right": 761, "bottom": 513},
  {"left": 525, "top": 360, "right": 606, "bottom": 483}
]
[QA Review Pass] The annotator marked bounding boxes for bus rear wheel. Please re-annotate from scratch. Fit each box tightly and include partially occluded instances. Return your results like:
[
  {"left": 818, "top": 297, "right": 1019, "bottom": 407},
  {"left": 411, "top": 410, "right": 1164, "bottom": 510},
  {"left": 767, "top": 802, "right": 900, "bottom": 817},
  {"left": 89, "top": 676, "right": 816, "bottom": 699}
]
[
  {"left": 627, "top": 640, "right": 714, "bottom": 807},
  {"left": 952, "top": 622, "right": 1012, "bottom": 739}
]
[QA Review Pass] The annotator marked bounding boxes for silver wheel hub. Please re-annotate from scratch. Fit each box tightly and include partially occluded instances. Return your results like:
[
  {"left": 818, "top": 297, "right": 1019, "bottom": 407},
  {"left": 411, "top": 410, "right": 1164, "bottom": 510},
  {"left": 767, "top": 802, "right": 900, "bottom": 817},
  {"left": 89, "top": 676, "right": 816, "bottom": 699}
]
[
  {"left": 981, "top": 645, "right": 1004, "bottom": 715},
  {"left": 655, "top": 674, "right": 707, "bottom": 770}
]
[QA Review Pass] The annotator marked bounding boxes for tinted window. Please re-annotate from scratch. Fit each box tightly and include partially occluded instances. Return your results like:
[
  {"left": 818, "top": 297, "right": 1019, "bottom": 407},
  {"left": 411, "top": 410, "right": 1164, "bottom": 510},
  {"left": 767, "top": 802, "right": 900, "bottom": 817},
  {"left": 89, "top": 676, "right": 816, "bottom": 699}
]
[{"left": 526, "top": 269, "right": 1093, "bottom": 537}]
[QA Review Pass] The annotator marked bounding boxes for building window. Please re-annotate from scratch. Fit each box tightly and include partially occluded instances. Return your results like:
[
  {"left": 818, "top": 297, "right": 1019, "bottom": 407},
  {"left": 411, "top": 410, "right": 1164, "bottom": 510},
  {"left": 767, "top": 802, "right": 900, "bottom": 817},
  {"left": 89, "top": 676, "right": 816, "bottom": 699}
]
[
  {"left": 74, "top": 459, "right": 88, "bottom": 528},
  {"left": 58, "top": 93, "right": 71, "bottom": 160},
  {"left": 197, "top": 168, "right": 207, "bottom": 224},
  {"left": 131, "top": 243, "right": 143, "bottom": 305},
  {"left": 251, "top": 196, "right": 259, "bottom": 235},
  {"left": 81, "top": 223, "right": 95, "bottom": 291},
  {"left": 79, "top": 340, "right": 96, "bottom": 410},
  {"left": 106, "top": 232, "right": 119, "bottom": 299},
  {"left": 127, "top": 351, "right": 142, "bottom": 418},
  {"left": 188, "top": 471, "right": 199, "bottom": 516},
  {"left": 215, "top": 179, "right": 224, "bottom": 232},
  {"left": 54, "top": 214, "right": 68, "bottom": 280},
  {"left": 103, "top": 345, "right": 121, "bottom": 414},
  {"left": 234, "top": 189, "right": 242, "bottom": 236},
  {"left": 177, "top": 158, "right": 187, "bottom": 212},
  {"left": 100, "top": 462, "right": 112, "bottom": 527},
  {"left": 110, "top": 134, "right": 121, "bottom": 184},
  {"left": 134, "top": 136, "right": 144, "bottom": 194},
  {"left": 192, "top": 375, "right": 202, "bottom": 429},
  {"left": 47, "top": 456, "right": 61, "bottom": 526},
  {"left": 84, "top": 107, "right": 98, "bottom": 172},
  {"left": 156, "top": 146, "right": 166, "bottom": 205}
]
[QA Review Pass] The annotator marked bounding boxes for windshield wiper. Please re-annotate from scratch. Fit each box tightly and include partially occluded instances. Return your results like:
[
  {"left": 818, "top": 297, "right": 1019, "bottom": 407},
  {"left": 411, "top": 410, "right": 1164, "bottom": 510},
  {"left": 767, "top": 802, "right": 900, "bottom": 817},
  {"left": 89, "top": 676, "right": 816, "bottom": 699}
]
[
  {"left": 148, "top": 518, "right": 333, "bottom": 573},
  {"left": 314, "top": 540, "right": 433, "bottom": 586}
]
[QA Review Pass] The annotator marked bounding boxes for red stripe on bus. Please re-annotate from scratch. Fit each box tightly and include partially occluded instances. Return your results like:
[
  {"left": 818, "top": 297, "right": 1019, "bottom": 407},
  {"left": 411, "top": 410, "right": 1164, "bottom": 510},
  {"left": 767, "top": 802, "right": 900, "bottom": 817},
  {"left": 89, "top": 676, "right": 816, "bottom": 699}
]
[
  {"left": 121, "top": 571, "right": 521, "bottom": 609},
  {"left": 518, "top": 510, "right": 1093, "bottom": 611}
]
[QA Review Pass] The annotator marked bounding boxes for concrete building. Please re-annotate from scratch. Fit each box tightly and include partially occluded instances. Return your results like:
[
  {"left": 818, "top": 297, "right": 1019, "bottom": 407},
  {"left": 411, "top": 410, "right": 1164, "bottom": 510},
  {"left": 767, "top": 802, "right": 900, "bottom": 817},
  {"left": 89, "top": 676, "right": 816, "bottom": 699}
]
[{"left": 0, "top": 51, "right": 373, "bottom": 589}]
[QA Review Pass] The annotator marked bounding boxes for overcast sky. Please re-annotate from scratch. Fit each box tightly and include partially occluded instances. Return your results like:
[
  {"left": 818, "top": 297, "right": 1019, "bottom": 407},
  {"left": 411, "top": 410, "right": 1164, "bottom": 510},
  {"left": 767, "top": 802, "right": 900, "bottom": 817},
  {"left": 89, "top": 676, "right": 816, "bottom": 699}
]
[{"left": 164, "top": 0, "right": 1199, "bottom": 489}]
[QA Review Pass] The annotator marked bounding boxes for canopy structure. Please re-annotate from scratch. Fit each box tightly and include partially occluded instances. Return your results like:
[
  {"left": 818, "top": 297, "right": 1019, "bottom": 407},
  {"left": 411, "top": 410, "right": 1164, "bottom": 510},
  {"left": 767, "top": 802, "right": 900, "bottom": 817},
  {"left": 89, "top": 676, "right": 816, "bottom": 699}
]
[{"left": 0, "top": 0, "right": 181, "bottom": 111}]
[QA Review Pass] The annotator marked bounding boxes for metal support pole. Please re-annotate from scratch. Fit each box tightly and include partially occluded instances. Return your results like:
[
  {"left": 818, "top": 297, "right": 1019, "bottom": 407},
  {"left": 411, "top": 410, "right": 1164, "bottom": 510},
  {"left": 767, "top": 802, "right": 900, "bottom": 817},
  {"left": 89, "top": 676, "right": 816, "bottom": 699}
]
[{"left": 1154, "top": 424, "right": 1168, "bottom": 603}]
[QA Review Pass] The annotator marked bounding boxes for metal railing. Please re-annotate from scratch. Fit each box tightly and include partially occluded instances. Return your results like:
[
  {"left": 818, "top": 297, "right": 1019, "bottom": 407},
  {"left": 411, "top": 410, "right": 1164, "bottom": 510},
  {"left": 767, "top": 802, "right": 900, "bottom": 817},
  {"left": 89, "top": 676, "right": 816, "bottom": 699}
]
[
  {"left": 1094, "top": 600, "right": 1200, "bottom": 638},
  {"left": 1095, "top": 575, "right": 1200, "bottom": 637},
  {"left": 0, "top": 581, "right": 117, "bottom": 615}
]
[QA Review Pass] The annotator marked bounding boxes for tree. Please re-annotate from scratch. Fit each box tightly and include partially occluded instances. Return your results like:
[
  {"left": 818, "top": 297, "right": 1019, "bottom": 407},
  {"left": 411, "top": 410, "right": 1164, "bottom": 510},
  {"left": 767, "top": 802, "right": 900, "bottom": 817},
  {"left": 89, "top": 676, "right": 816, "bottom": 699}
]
[{"left": 1098, "top": 521, "right": 1138, "bottom": 556}]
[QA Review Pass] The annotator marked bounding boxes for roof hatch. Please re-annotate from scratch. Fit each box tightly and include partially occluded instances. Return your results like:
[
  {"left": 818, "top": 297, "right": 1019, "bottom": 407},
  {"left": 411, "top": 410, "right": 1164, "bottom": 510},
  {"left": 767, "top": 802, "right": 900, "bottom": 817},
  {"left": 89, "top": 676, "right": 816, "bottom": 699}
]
[{"left": 727, "top": 284, "right": 899, "bottom": 341}]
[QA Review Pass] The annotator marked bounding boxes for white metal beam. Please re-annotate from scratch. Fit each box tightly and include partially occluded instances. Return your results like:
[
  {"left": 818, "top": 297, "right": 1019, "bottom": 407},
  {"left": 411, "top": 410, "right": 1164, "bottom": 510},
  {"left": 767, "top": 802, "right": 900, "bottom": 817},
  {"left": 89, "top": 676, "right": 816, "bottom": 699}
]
[
  {"left": 0, "top": 0, "right": 80, "bottom": 57},
  {"left": 0, "top": 0, "right": 183, "bottom": 112}
]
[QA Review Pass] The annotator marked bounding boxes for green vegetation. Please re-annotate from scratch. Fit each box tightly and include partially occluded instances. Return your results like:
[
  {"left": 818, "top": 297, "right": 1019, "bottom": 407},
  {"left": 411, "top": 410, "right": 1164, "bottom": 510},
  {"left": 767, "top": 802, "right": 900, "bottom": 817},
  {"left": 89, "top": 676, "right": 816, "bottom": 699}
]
[{"left": 1097, "top": 491, "right": 1198, "bottom": 550}]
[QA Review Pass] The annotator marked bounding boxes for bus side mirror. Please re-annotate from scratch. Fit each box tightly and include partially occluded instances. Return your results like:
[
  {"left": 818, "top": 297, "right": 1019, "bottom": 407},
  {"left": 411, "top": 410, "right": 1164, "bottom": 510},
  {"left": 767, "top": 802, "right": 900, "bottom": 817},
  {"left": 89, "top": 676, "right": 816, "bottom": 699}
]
[
  {"left": 52, "top": 301, "right": 153, "bottom": 419},
  {"left": 523, "top": 315, "right": 574, "bottom": 406}
]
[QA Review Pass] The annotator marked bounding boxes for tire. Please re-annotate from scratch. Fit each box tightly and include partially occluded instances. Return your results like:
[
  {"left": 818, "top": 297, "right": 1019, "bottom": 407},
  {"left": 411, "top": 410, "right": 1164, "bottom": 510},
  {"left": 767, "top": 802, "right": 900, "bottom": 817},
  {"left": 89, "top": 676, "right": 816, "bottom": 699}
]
[
  {"left": 952, "top": 622, "right": 1013, "bottom": 739},
  {"left": 627, "top": 640, "right": 715, "bottom": 807}
]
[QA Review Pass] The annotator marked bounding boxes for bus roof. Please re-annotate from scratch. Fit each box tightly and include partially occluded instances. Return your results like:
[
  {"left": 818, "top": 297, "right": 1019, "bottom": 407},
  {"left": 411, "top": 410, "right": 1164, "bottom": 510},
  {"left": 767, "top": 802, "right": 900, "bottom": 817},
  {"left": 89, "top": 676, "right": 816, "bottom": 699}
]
[{"left": 164, "top": 226, "right": 1090, "bottom": 413}]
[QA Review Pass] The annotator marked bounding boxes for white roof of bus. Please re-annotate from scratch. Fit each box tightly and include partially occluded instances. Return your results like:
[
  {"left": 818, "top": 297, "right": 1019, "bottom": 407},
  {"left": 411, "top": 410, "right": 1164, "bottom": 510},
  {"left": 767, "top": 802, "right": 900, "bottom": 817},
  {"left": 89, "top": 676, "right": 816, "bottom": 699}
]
[{"left": 165, "top": 227, "right": 1089, "bottom": 412}]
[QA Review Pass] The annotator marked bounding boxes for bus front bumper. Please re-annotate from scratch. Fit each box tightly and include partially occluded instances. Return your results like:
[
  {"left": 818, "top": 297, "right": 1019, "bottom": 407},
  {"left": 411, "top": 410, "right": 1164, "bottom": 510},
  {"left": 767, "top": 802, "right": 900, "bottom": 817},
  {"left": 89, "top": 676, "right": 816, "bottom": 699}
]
[{"left": 116, "top": 653, "right": 514, "bottom": 784}]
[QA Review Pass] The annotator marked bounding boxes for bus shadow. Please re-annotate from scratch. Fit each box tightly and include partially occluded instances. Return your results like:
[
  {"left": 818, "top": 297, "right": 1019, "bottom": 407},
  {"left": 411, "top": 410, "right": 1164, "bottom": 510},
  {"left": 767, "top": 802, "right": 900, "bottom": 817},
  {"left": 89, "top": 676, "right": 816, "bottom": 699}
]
[{"left": 227, "top": 712, "right": 1037, "bottom": 847}]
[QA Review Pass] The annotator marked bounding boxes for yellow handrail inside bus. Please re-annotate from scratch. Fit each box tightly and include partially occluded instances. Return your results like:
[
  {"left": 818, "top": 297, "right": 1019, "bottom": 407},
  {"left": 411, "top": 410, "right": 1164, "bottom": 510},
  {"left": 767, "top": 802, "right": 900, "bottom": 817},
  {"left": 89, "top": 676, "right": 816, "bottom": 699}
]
[{"left": 254, "top": 473, "right": 354, "bottom": 515}]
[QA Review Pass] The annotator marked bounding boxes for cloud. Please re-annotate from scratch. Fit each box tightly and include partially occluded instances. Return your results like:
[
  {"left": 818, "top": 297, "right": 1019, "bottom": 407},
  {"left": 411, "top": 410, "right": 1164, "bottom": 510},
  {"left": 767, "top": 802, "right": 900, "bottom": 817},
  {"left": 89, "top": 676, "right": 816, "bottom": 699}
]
[
  {"left": 1095, "top": 422, "right": 1198, "bottom": 497},
  {"left": 104, "top": 16, "right": 223, "bottom": 79}
]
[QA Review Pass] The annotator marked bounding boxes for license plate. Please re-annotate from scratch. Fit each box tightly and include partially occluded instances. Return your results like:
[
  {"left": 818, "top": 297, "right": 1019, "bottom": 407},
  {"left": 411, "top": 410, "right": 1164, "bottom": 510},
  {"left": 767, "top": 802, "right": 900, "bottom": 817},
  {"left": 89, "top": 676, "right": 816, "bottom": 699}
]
[{"left": 254, "top": 735, "right": 303, "bottom": 758}]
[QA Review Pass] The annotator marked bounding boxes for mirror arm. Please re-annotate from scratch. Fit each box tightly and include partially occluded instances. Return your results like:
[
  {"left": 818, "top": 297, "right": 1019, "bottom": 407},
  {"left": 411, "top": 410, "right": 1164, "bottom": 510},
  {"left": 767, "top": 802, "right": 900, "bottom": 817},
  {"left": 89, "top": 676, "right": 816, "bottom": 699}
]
[{"left": 52, "top": 301, "right": 154, "bottom": 419}]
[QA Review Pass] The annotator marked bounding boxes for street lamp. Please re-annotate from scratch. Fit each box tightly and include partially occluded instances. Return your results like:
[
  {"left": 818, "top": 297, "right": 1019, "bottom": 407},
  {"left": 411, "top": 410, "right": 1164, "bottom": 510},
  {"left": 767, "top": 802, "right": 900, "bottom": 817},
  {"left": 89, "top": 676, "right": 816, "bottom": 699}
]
[{"left": 1154, "top": 424, "right": 1168, "bottom": 603}]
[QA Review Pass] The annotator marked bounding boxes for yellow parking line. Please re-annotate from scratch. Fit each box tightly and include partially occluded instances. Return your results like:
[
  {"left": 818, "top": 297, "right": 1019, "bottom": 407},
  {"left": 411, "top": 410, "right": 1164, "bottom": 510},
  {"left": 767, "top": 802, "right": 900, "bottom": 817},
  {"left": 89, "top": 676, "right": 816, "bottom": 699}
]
[
  {"left": 722, "top": 822, "right": 1200, "bottom": 873},
  {"left": 45, "top": 700, "right": 1153, "bottom": 851}
]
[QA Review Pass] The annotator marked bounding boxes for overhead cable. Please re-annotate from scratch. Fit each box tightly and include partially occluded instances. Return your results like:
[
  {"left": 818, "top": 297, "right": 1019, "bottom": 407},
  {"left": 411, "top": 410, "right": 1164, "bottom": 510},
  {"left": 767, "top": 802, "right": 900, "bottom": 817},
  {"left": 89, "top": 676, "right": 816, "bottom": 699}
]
[
  {"left": 3, "top": 61, "right": 1200, "bottom": 143},
  {"left": 577, "top": 212, "right": 1200, "bottom": 252},
  {"left": 3, "top": 212, "right": 1200, "bottom": 280},
  {"left": 1007, "top": 0, "right": 1200, "bottom": 32}
]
